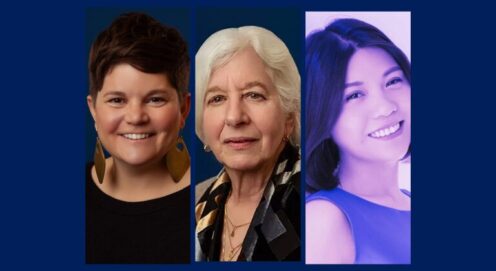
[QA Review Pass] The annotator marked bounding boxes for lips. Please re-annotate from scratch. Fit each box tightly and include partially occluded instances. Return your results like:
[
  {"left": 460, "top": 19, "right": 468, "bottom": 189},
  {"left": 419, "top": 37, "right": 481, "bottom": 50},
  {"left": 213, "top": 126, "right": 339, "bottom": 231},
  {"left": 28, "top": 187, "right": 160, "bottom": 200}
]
[
  {"left": 223, "top": 137, "right": 258, "bottom": 149},
  {"left": 223, "top": 137, "right": 258, "bottom": 144},
  {"left": 368, "top": 121, "right": 403, "bottom": 139},
  {"left": 119, "top": 133, "right": 155, "bottom": 140}
]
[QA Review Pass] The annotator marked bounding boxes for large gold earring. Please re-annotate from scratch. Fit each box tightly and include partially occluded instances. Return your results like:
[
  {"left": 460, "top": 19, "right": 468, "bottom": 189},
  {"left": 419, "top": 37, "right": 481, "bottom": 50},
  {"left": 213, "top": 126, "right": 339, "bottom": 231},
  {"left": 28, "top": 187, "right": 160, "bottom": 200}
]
[
  {"left": 94, "top": 137, "right": 106, "bottom": 184},
  {"left": 166, "top": 137, "right": 190, "bottom": 183}
]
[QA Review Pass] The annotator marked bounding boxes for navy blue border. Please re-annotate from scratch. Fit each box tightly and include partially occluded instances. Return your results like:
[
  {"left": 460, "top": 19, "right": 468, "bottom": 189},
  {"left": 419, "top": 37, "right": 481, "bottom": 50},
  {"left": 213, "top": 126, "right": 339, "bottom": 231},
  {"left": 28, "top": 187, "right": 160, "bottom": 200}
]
[{"left": 2, "top": 0, "right": 479, "bottom": 270}]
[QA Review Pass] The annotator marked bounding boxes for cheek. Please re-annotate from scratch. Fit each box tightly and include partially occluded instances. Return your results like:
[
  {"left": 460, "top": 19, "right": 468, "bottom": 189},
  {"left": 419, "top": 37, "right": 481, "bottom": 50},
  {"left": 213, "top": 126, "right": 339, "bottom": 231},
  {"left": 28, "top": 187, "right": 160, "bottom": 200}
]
[
  {"left": 256, "top": 106, "right": 286, "bottom": 142},
  {"left": 202, "top": 109, "right": 223, "bottom": 145},
  {"left": 394, "top": 86, "right": 411, "bottom": 109},
  {"left": 401, "top": 92, "right": 412, "bottom": 118},
  {"left": 153, "top": 108, "right": 182, "bottom": 131},
  {"left": 332, "top": 109, "right": 364, "bottom": 146},
  {"left": 95, "top": 110, "right": 122, "bottom": 134},
  {"left": 331, "top": 119, "right": 346, "bottom": 147}
]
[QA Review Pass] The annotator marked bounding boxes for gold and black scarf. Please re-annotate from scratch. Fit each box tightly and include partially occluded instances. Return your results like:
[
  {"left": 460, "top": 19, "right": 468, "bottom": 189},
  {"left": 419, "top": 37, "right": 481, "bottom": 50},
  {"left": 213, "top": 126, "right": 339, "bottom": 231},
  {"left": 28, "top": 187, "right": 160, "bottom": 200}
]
[{"left": 195, "top": 144, "right": 301, "bottom": 261}]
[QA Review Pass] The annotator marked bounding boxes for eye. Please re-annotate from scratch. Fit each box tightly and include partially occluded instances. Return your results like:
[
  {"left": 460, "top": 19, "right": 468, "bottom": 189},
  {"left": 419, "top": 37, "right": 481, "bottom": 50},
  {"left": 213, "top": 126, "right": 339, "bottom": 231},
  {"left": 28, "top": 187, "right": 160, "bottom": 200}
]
[
  {"left": 207, "top": 95, "right": 226, "bottom": 105},
  {"left": 147, "top": 96, "right": 167, "bottom": 105},
  {"left": 106, "top": 97, "right": 125, "bottom": 105},
  {"left": 345, "top": 91, "right": 364, "bottom": 102},
  {"left": 243, "top": 92, "right": 266, "bottom": 101},
  {"left": 386, "top": 77, "right": 403, "bottom": 88}
]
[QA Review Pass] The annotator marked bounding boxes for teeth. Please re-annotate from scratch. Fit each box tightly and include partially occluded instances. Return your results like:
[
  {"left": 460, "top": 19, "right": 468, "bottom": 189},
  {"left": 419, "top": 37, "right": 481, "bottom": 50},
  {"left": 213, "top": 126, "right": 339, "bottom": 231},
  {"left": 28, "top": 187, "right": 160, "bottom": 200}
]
[
  {"left": 122, "top": 133, "right": 150, "bottom": 140},
  {"left": 370, "top": 123, "right": 400, "bottom": 138}
]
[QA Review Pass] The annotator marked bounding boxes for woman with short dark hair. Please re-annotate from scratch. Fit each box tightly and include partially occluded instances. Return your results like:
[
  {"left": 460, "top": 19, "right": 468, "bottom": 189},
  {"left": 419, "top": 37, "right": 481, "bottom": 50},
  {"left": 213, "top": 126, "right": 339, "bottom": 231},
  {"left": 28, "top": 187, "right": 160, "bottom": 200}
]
[{"left": 86, "top": 12, "right": 191, "bottom": 263}]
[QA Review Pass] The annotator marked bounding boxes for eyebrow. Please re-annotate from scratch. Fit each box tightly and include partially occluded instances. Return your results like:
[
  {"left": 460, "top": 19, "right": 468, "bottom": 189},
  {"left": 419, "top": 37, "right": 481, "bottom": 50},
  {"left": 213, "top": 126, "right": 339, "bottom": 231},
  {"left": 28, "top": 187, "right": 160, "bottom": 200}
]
[
  {"left": 103, "top": 91, "right": 125, "bottom": 97},
  {"left": 240, "top": 81, "right": 269, "bottom": 91},
  {"left": 146, "top": 89, "right": 170, "bottom": 96},
  {"left": 205, "top": 86, "right": 224, "bottom": 96},
  {"left": 102, "top": 89, "right": 170, "bottom": 97},
  {"left": 344, "top": 81, "right": 363, "bottom": 89},
  {"left": 344, "top": 66, "right": 403, "bottom": 89},
  {"left": 205, "top": 81, "right": 269, "bottom": 95},
  {"left": 383, "top": 66, "right": 402, "bottom": 77}
]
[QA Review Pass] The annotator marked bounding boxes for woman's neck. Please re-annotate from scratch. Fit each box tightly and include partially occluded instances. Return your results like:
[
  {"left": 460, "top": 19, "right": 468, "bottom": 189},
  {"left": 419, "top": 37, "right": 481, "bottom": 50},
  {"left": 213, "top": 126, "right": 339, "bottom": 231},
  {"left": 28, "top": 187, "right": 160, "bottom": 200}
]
[
  {"left": 338, "top": 156, "right": 400, "bottom": 198},
  {"left": 337, "top": 154, "right": 409, "bottom": 211},
  {"left": 226, "top": 169, "right": 270, "bottom": 205},
  {"left": 93, "top": 157, "right": 189, "bottom": 202},
  {"left": 225, "top": 143, "right": 285, "bottom": 204}
]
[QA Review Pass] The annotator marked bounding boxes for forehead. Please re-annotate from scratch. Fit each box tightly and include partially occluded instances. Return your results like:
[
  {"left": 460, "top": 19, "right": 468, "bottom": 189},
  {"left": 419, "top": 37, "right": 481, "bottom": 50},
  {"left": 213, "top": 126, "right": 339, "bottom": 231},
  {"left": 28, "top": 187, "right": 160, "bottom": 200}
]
[
  {"left": 207, "top": 47, "right": 273, "bottom": 90},
  {"left": 346, "top": 47, "right": 399, "bottom": 82},
  {"left": 101, "top": 63, "right": 174, "bottom": 94}
]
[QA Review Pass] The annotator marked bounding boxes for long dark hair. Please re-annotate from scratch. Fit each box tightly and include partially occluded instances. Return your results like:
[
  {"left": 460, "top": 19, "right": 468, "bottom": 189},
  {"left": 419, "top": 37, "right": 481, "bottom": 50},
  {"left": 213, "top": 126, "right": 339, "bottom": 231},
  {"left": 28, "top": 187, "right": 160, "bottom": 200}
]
[{"left": 305, "top": 18, "right": 411, "bottom": 192}]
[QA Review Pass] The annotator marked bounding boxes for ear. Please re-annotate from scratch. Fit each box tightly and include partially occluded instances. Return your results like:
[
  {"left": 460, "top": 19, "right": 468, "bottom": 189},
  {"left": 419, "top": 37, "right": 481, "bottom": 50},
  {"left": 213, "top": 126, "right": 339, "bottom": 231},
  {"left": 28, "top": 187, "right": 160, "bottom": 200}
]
[
  {"left": 179, "top": 93, "right": 191, "bottom": 129},
  {"left": 284, "top": 112, "right": 295, "bottom": 139},
  {"left": 87, "top": 95, "right": 97, "bottom": 124}
]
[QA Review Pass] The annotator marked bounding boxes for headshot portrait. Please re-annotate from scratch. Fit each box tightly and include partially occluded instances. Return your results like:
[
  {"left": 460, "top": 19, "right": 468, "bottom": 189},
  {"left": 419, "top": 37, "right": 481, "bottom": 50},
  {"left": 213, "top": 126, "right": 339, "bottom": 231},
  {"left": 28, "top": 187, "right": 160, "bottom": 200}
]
[
  {"left": 85, "top": 10, "right": 191, "bottom": 263},
  {"left": 305, "top": 12, "right": 411, "bottom": 264},
  {"left": 194, "top": 8, "right": 302, "bottom": 182},
  {"left": 194, "top": 22, "right": 302, "bottom": 261}
]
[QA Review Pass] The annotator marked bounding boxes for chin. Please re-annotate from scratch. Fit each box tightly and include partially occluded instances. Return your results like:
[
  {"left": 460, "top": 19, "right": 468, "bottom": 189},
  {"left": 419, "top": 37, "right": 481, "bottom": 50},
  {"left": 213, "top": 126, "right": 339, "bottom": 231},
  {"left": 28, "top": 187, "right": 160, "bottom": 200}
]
[
  {"left": 222, "top": 156, "right": 261, "bottom": 172},
  {"left": 367, "top": 147, "right": 410, "bottom": 163},
  {"left": 115, "top": 152, "right": 164, "bottom": 167}
]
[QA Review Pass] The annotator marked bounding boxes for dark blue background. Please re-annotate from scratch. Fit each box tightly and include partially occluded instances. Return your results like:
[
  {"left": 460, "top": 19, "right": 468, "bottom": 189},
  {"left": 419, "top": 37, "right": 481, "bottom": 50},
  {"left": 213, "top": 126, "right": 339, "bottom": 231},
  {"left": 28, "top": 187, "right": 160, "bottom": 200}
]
[{"left": 2, "top": 0, "right": 493, "bottom": 270}]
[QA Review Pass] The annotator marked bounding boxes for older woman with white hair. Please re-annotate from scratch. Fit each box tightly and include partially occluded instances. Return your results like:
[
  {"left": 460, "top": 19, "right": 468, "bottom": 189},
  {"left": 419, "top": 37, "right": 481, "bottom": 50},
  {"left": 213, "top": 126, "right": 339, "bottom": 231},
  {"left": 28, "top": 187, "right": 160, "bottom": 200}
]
[{"left": 195, "top": 26, "right": 301, "bottom": 262}]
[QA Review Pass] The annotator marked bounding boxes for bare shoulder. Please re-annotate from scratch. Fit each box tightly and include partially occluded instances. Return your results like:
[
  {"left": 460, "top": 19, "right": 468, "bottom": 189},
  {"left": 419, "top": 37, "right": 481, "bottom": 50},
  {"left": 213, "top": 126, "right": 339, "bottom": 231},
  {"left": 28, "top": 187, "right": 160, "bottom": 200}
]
[
  {"left": 306, "top": 199, "right": 355, "bottom": 264},
  {"left": 306, "top": 199, "right": 347, "bottom": 222},
  {"left": 306, "top": 199, "right": 350, "bottom": 241}
]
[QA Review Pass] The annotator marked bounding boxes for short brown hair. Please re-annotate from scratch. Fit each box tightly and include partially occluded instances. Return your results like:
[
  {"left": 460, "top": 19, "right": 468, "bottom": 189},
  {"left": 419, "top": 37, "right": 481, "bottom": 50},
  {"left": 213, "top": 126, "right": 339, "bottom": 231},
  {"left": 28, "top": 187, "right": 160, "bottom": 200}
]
[{"left": 88, "top": 12, "right": 189, "bottom": 100}]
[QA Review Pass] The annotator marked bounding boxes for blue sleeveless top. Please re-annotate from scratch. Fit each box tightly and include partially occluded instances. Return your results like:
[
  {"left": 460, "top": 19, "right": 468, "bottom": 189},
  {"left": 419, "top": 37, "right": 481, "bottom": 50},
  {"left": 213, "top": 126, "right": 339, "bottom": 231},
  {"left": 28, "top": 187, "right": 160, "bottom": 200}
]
[{"left": 307, "top": 188, "right": 411, "bottom": 264}]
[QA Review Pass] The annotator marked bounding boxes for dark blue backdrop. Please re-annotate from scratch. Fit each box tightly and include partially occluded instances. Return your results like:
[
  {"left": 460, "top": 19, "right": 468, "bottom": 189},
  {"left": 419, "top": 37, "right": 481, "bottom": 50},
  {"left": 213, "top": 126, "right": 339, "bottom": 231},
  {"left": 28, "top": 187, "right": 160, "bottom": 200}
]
[{"left": 2, "top": 0, "right": 493, "bottom": 270}]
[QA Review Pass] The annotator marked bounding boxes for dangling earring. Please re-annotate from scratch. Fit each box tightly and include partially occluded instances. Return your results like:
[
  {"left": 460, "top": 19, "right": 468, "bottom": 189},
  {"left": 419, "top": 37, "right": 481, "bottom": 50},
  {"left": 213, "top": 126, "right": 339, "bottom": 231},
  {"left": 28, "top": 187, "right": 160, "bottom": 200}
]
[
  {"left": 166, "top": 137, "right": 190, "bottom": 183},
  {"left": 203, "top": 144, "right": 211, "bottom": 152},
  {"left": 94, "top": 137, "right": 106, "bottom": 184},
  {"left": 332, "top": 163, "right": 341, "bottom": 178},
  {"left": 282, "top": 134, "right": 289, "bottom": 143}
]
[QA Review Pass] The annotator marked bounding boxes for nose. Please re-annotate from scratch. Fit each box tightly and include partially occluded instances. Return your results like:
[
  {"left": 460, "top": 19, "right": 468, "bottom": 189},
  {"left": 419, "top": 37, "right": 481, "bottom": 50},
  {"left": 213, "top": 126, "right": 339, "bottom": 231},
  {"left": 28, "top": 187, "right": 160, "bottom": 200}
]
[
  {"left": 125, "top": 102, "right": 149, "bottom": 125},
  {"left": 372, "top": 92, "right": 398, "bottom": 119},
  {"left": 225, "top": 98, "right": 248, "bottom": 127}
]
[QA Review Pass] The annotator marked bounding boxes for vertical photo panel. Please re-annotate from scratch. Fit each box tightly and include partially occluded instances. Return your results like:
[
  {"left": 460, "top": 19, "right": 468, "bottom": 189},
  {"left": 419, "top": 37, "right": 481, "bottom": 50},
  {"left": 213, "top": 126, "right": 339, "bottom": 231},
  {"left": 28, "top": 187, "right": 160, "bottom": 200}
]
[
  {"left": 305, "top": 11, "right": 411, "bottom": 264},
  {"left": 194, "top": 8, "right": 302, "bottom": 262},
  {"left": 85, "top": 8, "right": 192, "bottom": 264}
]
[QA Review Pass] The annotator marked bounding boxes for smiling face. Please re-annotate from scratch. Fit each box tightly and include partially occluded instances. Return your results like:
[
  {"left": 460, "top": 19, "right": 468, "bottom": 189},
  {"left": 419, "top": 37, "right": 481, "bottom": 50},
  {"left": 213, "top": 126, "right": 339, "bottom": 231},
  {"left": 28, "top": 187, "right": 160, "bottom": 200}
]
[
  {"left": 88, "top": 63, "right": 188, "bottom": 168},
  {"left": 202, "top": 47, "right": 293, "bottom": 172},
  {"left": 332, "top": 47, "right": 411, "bottom": 164}
]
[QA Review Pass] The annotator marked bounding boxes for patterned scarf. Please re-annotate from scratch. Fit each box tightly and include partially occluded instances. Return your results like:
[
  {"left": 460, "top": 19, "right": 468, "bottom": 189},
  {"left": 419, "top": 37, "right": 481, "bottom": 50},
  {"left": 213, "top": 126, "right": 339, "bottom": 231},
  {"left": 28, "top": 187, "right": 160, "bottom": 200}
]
[{"left": 196, "top": 144, "right": 301, "bottom": 261}]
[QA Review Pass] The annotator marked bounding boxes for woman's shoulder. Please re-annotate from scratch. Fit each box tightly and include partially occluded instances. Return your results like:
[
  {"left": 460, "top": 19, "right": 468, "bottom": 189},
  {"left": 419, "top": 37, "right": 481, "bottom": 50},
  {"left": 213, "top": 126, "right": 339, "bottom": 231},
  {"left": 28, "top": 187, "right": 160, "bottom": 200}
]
[
  {"left": 306, "top": 198, "right": 347, "bottom": 225},
  {"left": 306, "top": 188, "right": 340, "bottom": 203},
  {"left": 306, "top": 195, "right": 355, "bottom": 263},
  {"left": 305, "top": 189, "right": 349, "bottom": 230}
]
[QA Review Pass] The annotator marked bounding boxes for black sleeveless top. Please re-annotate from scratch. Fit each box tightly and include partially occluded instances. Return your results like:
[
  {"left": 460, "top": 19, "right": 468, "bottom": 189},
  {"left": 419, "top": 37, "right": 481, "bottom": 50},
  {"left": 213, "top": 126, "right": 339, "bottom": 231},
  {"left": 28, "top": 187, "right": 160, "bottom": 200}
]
[{"left": 86, "top": 163, "right": 190, "bottom": 263}]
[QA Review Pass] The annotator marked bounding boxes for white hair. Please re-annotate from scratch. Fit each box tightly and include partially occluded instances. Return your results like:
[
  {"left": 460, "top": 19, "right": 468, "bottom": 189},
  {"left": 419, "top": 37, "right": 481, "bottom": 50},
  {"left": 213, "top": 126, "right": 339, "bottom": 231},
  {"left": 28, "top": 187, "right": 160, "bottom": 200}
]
[{"left": 195, "top": 26, "right": 301, "bottom": 146}]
